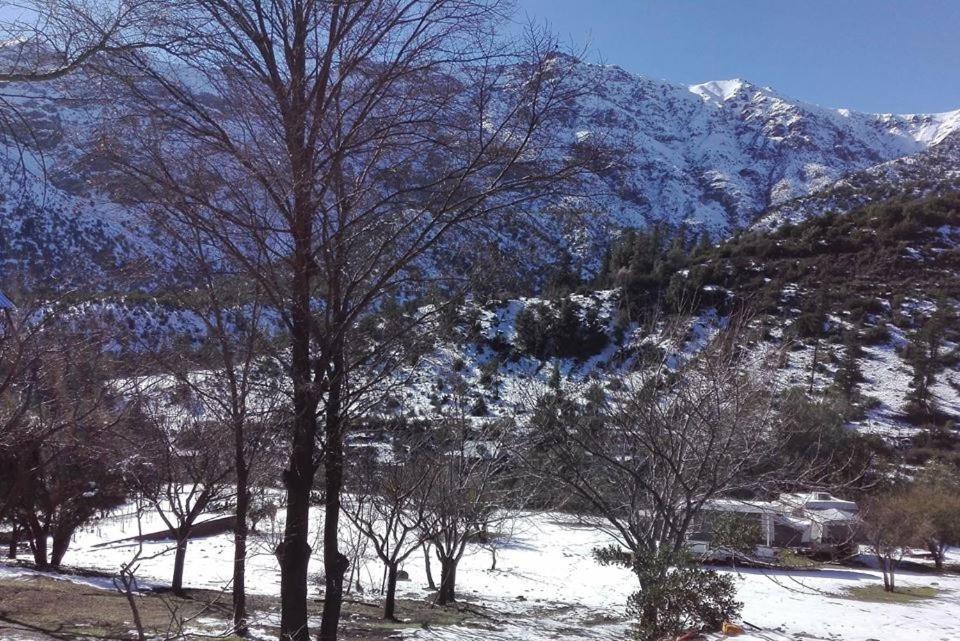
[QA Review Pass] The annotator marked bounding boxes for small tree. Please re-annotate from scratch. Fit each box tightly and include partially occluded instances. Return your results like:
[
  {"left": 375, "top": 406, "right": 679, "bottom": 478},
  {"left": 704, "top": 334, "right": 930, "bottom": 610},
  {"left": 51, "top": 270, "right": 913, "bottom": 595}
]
[
  {"left": 833, "top": 330, "right": 865, "bottom": 401},
  {"left": 0, "top": 320, "right": 131, "bottom": 568},
  {"left": 904, "top": 307, "right": 949, "bottom": 416},
  {"left": 911, "top": 464, "right": 960, "bottom": 572},
  {"left": 130, "top": 383, "right": 235, "bottom": 596},
  {"left": 861, "top": 492, "right": 929, "bottom": 592},
  {"left": 344, "top": 445, "right": 437, "bottom": 620},
  {"left": 11, "top": 427, "right": 129, "bottom": 568},
  {"left": 523, "top": 316, "right": 844, "bottom": 630},
  {"left": 596, "top": 546, "right": 740, "bottom": 641},
  {"left": 419, "top": 418, "right": 512, "bottom": 605}
]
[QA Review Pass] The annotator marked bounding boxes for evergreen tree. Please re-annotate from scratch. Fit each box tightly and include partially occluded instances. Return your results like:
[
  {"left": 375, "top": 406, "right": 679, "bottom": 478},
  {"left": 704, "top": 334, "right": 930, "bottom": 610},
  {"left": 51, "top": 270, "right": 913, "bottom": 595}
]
[
  {"left": 548, "top": 363, "right": 562, "bottom": 391},
  {"left": 555, "top": 298, "right": 581, "bottom": 348},
  {"left": 695, "top": 230, "right": 713, "bottom": 256},
  {"left": 834, "top": 330, "right": 865, "bottom": 400},
  {"left": 470, "top": 396, "right": 489, "bottom": 417},
  {"left": 546, "top": 253, "right": 581, "bottom": 298},
  {"left": 516, "top": 303, "right": 550, "bottom": 358},
  {"left": 905, "top": 312, "right": 945, "bottom": 415}
]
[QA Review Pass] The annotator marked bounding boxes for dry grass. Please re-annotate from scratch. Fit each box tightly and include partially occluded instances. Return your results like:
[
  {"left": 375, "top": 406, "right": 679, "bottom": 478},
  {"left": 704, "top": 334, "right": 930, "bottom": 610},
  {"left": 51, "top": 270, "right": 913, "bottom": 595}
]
[
  {"left": 841, "top": 584, "right": 941, "bottom": 603},
  {"left": 0, "top": 572, "right": 482, "bottom": 640}
]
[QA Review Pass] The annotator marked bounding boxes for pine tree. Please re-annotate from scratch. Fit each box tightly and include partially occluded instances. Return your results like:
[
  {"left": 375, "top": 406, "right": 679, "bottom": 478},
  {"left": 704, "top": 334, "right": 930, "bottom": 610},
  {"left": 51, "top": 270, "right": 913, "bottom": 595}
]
[
  {"left": 547, "top": 253, "right": 581, "bottom": 298},
  {"left": 905, "top": 313, "right": 944, "bottom": 415},
  {"left": 834, "top": 330, "right": 865, "bottom": 400},
  {"left": 548, "top": 363, "right": 562, "bottom": 391},
  {"left": 695, "top": 230, "right": 712, "bottom": 256},
  {"left": 555, "top": 299, "right": 581, "bottom": 350}
]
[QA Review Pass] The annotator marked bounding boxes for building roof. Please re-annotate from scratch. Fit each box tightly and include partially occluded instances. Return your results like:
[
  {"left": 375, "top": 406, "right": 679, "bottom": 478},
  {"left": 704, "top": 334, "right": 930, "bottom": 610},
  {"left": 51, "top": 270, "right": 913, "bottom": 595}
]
[
  {"left": 0, "top": 291, "right": 14, "bottom": 310},
  {"left": 779, "top": 492, "right": 858, "bottom": 514}
]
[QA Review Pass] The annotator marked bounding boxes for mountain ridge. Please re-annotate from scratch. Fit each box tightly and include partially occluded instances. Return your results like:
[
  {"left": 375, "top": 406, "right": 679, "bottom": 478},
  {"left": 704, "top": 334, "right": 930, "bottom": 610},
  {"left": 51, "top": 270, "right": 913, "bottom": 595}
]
[{"left": 2, "top": 55, "right": 960, "bottom": 290}]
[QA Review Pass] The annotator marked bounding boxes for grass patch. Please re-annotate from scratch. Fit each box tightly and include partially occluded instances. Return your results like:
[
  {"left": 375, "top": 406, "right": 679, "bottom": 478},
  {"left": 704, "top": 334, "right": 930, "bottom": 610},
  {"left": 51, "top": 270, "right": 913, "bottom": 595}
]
[
  {"left": 0, "top": 573, "right": 237, "bottom": 640},
  {"left": 777, "top": 549, "right": 820, "bottom": 569},
  {"left": 0, "top": 571, "right": 484, "bottom": 640},
  {"left": 842, "top": 584, "right": 940, "bottom": 603}
]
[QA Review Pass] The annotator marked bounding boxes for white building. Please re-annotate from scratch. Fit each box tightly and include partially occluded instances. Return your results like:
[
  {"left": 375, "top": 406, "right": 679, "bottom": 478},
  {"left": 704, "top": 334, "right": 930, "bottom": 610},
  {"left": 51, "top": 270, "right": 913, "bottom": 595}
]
[{"left": 690, "top": 492, "right": 860, "bottom": 561}]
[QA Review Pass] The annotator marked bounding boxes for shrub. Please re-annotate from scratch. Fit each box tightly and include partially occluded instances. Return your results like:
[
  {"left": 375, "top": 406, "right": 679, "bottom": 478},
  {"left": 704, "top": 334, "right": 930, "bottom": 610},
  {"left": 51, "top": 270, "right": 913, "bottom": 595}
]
[
  {"left": 470, "top": 396, "right": 489, "bottom": 417},
  {"left": 595, "top": 546, "right": 741, "bottom": 641},
  {"left": 862, "top": 322, "right": 890, "bottom": 346},
  {"left": 514, "top": 299, "right": 608, "bottom": 360}
]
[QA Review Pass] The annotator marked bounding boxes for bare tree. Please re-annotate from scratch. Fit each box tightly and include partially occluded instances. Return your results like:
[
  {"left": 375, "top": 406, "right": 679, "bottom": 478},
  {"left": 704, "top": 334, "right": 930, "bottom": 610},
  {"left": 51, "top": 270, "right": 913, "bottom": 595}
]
[
  {"left": 418, "top": 417, "right": 513, "bottom": 605},
  {"left": 101, "top": 3, "right": 588, "bottom": 639},
  {"left": 131, "top": 224, "right": 286, "bottom": 633},
  {"left": 0, "top": 296, "right": 40, "bottom": 519},
  {"left": 913, "top": 464, "right": 960, "bottom": 572},
  {"left": 522, "top": 317, "right": 847, "bottom": 626},
  {"left": 1, "top": 294, "right": 63, "bottom": 534},
  {"left": 526, "top": 328, "right": 773, "bottom": 549},
  {"left": 344, "top": 440, "right": 438, "bottom": 620},
  {"left": 861, "top": 491, "right": 929, "bottom": 592},
  {"left": 0, "top": 1, "right": 147, "bottom": 82},
  {"left": 129, "top": 381, "right": 235, "bottom": 596},
  {"left": 0, "top": 316, "right": 132, "bottom": 568}
]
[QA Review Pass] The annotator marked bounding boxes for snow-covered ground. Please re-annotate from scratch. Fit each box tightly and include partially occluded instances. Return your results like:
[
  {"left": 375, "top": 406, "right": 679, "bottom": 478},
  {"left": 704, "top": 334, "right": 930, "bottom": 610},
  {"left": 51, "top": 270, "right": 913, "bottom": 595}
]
[{"left": 17, "top": 507, "right": 953, "bottom": 641}]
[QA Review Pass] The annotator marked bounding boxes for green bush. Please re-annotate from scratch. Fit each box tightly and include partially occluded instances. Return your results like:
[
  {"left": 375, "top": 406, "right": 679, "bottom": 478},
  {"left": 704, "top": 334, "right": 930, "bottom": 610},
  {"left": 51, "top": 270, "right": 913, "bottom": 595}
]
[{"left": 595, "top": 546, "right": 741, "bottom": 640}]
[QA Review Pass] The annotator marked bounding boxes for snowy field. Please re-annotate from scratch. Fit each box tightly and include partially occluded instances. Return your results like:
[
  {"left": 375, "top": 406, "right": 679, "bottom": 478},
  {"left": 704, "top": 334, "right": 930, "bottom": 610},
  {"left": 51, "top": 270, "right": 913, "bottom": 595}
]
[{"left": 1, "top": 506, "right": 951, "bottom": 641}]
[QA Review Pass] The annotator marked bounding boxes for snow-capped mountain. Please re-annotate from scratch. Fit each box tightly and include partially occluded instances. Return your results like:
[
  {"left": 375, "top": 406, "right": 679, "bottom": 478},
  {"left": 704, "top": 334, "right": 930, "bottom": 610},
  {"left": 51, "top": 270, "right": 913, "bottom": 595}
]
[
  {"left": 558, "top": 61, "right": 959, "bottom": 231},
  {"left": 2, "top": 55, "right": 959, "bottom": 289},
  {"left": 755, "top": 129, "right": 960, "bottom": 230}
]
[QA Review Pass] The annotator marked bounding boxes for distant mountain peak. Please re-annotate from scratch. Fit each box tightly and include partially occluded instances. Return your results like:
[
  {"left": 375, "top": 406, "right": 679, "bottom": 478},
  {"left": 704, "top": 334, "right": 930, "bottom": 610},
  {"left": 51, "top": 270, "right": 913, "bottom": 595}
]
[{"left": 688, "top": 78, "right": 754, "bottom": 104}]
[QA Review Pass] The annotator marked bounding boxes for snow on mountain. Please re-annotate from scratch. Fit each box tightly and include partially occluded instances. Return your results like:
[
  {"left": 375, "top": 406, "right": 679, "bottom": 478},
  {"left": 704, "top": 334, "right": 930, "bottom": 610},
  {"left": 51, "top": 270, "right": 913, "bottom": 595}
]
[
  {"left": 0, "top": 73, "right": 167, "bottom": 290},
  {"left": 755, "top": 129, "right": 960, "bottom": 230},
  {"left": 559, "top": 61, "right": 960, "bottom": 234},
  {"left": 2, "top": 55, "right": 960, "bottom": 289}
]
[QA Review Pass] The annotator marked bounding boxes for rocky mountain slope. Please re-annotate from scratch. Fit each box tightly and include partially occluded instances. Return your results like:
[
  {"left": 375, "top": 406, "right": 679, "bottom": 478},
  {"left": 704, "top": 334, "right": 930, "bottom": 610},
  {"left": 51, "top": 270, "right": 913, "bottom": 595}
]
[
  {"left": 755, "top": 129, "right": 960, "bottom": 230},
  {"left": 564, "top": 65, "right": 959, "bottom": 232},
  {"left": 2, "top": 56, "right": 960, "bottom": 290},
  {"left": 399, "top": 193, "right": 960, "bottom": 438},
  {"left": 3, "top": 52, "right": 959, "bottom": 442}
]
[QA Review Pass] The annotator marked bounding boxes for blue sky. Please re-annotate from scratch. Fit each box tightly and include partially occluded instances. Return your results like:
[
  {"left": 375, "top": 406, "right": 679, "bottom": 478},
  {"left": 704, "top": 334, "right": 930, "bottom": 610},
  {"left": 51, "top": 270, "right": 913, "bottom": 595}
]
[
  {"left": 2, "top": 2, "right": 957, "bottom": 113},
  {"left": 515, "top": 0, "right": 960, "bottom": 114}
]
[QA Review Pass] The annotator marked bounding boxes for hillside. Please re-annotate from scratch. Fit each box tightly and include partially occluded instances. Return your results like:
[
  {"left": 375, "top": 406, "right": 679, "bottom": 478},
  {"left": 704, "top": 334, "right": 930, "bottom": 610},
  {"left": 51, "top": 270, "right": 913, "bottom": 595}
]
[
  {"left": 358, "top": 193, "right": 960, "bottom": 444},
  {"left": 756, "top": 129, "right": 960, "bottom": 230},
  {"left": 3, "top": 55, "right": 960, "bottom": 290},
  {"left": 696, "top": 193, "right": 960, "bottom": 437},
  {"left": 3, "top": 50, "right": 959, "bottom": 443}
]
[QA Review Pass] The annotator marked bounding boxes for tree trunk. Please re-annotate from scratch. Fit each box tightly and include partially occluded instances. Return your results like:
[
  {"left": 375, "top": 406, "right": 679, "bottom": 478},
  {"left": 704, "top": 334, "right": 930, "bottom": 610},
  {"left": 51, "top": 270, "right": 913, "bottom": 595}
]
[
  {"left": 319, "top": 344, "right": 349, "bottom": 641},
  {"left": 880, "top": 556, "right": 892, "bottom": 592},
  {"left": 437, "top": 557, "right": 457, "bottom": 605},
  {"left": 637, "top": 575, "right": 659, "bottom": 627},
  {"left": 279, "top": 245, "right": 319, "bottom": 641},
  {"left": 119, "top": 568, "right": 147, "bottom": 641},
  {"left": 808, "top": 337, "right": 820, "bottom": 394},
  {"left": 423, "top": 543, "right": 436, "bottom": 590},
  {"left": 27, "top": 517, "right": 49, "bottom": 569},
  {"left": 930, "top": 542, "right": 944, "bottom": 573},
  {"left": 7, "top": 523, "right": 18, "bottom": 559},
  {"left": 172, "top": 537, "right": 188, "bottom": 596},
  {"left": 50, "top": 528, "right": 72, "bottom": 568},
  {"left": 384, "top": 562, "right": 398, "bottom": 621},
  {"left": 233, "top": 458, "right": 250, "bottom": 635}
]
